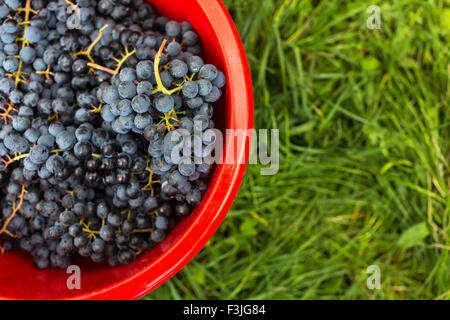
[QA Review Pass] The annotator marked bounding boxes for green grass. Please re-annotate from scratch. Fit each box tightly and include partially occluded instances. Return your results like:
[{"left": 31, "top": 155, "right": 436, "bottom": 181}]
[{"left": 144, "top": 0, "right": 450, "bottom": 300}]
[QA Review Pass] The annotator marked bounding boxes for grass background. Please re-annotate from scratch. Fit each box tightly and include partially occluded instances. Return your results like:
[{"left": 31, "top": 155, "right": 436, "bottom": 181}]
[{"left": 144, "top": 0, "right": 450, "bottom": 299}]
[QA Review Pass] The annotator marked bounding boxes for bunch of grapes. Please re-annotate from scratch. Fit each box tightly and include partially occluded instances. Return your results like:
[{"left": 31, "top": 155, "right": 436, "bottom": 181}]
[{"left": 0, "top": 0, "right": 225, "bottom": 269}]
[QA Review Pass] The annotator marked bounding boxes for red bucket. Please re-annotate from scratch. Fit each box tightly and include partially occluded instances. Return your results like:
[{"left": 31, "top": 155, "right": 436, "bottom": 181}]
[{"left": 0, "top": 0, "right": 253, "bottom": 299}]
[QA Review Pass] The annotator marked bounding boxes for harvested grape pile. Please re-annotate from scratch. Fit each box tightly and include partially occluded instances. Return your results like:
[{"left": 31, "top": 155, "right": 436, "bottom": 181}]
[{"left": 0, "top": 0, "right": 225, "bottom": 269}]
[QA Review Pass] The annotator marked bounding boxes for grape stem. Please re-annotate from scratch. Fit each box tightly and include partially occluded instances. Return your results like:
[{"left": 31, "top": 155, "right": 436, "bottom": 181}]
[
  {"left": 0, "top": 101, "right": 19, "bottom": 125},
  {"left": 36, "top": 65, "right": 55, "bottom": 81},
  {"left": 17, "top": 0, "right": 39, "bottom": 20},
  {"left": 80, "top": 221, "right": 99, "bottom": 240},
  {"left": 75, "top": 24, "right": 109, "bottom": 73},
  {"left": 64, "top": 0, "right": 79, "bottom": 11},
  {"left": 141, "top": 156, "right": 160, "bottom": 196},
  {"left": 6, "top": 58, "right": 29, "bottom": 89},
  {"left": 89, "top": 103, "right": 103, "bottom": 114},
  {"left": 88, "top": 45, "right": 136, "bottom": 75},
  {"left": 1, "top": 153, "right": 30, "bottom": 171},
  {"left": 121, "top": 209, "right": 133, "bottom": 220},
  {"left": 47, "top": 112, "right": 59, "bottom": 121},
  {"left": 0, "top": 184, "right": 27, "bottom": 236},
  {"left": 152, "top": 39, "right": 183, "bottom": 95},
  {"left": 0, "top": 148, "right": 70, "bottom": 171},
  {"left": 158, "top": 109, "right": 186, "bottom": 133},
  {"left": 11, "top": 0, "right": 40, "bottom": 89}
]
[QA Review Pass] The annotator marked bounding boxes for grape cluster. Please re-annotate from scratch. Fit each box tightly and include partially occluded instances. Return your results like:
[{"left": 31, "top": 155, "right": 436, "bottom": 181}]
[{"left": 0, "top": 0, "right": 225, "bottom": 269}]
